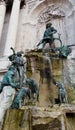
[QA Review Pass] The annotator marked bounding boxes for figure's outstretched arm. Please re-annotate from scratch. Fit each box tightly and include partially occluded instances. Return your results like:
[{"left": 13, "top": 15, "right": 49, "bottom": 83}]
[
  {"left": 51, "top": 27, "right": 57, "bottom": 34},
  {"left": 10, "top": 47, "right": 16, "bottom": 54},
  {"left": 36, "top": 39, "right": 43, "bottom": 47}
]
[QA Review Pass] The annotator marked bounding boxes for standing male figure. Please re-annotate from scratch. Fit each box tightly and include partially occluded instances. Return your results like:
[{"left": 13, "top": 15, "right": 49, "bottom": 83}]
[
  {"left": 37, "top": 23, "right": 57, "bottom": 53},
  {"left": 8, "top": 47, "right": 26, "bottom": 88}
]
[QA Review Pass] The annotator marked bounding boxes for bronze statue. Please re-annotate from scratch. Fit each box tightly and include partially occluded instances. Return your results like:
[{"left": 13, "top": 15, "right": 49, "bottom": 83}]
[
  {"left": 56, "top": 82, "right": 67, "bottom": 104},
  {"left": 0, "top": 66, "right": 20, "bottom": 93},
  {"left": 11, "top": 77, "right": 39, "bottom": 109},
  {"left": 11, "top": 87, "right": 30, "bottom": 109},
  {"left": 53, "top": 44, "right": 75, "bottom": 58},
  {"left": 8, "top": 47, "right": 25, "bottom": 87},
  {"left": 26, "top": 78, "right": 39, "bottom": 102},
  {"left": 37, "top": 23, "right": 63, "bottom": 54},
  {"left": 37, "top": 23, "right": 57, "bottom": 53}
]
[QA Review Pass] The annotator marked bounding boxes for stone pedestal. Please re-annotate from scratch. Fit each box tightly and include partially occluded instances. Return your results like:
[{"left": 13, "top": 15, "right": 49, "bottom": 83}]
[{"left": 2, "top": 109, "right": 32, "bottom": 130}]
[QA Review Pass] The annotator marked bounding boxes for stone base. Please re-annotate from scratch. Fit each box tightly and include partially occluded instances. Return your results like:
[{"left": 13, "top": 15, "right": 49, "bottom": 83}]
[{"left": 2, "top": 104, "right": 75, "bottom": 130}]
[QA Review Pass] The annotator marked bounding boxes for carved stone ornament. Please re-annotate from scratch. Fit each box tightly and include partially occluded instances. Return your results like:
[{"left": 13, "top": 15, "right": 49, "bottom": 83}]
[
  {"left": 0, "top": 0, "right": 6, "bottom": 5},
  {"left": 38, "top": 5, "right": 65, "bottom": 23},
  {"left": 25, "top": 0, "right": 37, "bottom": 13}
]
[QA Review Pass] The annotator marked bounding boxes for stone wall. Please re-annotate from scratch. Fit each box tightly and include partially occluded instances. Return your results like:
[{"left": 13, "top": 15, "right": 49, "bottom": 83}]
[{"left": 15, "top": 0, "right": 75, "bottom": 52}]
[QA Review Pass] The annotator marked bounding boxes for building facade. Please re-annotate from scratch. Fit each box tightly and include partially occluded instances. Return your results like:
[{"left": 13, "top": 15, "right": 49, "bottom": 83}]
[{"left": 0, "top": 0, "right": 75, "bottom": 74}]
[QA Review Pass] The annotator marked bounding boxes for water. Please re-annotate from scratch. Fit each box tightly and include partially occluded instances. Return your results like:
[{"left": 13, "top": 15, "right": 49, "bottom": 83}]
[
  {"left": 25, "top": 51, "right": 64, "bottom": 106},
  {"left": 25, "top": 50, "right": 75, "bottom": 130}
]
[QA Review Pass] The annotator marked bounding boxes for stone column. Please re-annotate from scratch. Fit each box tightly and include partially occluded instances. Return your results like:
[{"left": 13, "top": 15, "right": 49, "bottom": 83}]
[
  {"left": 0, "top": 0, "right": 6, "bottom": 43},
  {"left": 4, "top": 0, "right": 21, "bottom": 56}
]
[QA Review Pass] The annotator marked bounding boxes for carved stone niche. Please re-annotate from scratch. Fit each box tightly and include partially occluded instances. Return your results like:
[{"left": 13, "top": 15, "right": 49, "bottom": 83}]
[{"left": 38, "top": 5, "right": 65, "bottom": 23}]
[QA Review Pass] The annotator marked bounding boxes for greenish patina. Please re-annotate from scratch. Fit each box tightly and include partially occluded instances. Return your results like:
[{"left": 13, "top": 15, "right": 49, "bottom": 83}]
[
  {"left": 55, "top": 81, "right": 67, "bottom": 104},
  {"left": 8, "top": 47, "right": 25, "bottom": 87},
  {"left": 37, "top": 23, "right": 62, "bottom": 54},
  {"left": 11, "top": 87, "right": 30, "bottom": 109},
  {"left": 26, "top": 78, "right": 39, "bottom": 102},
  {"left": 0, "top": 66, "right": 20, "bottom": 93},
  {"left": 54, "top": 44, "right": 75, "bottom": 58}
]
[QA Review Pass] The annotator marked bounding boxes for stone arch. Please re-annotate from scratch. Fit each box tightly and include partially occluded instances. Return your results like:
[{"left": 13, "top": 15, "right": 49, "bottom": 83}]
[{"left": 29, "top": 0, "right": 72, "bottom": 19}]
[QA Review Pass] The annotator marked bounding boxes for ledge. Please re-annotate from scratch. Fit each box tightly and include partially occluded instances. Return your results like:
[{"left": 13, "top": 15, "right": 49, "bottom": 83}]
[{"left": 0, "top": 57, "right": 10, "bottom": 72}]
